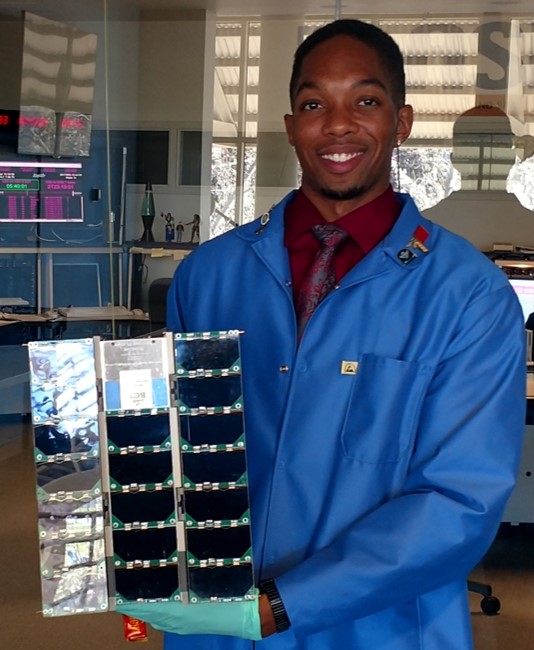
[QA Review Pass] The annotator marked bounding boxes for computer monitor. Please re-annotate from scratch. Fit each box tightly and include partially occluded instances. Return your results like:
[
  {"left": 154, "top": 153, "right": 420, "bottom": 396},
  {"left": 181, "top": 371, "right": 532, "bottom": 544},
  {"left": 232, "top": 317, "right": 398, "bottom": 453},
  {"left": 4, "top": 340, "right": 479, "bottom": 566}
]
[
  {"left": 509, "top": 277, "right": 534, "bottom": 323},
  {"left": 0, "top": 160, "right": 84, "bottom": 222}
]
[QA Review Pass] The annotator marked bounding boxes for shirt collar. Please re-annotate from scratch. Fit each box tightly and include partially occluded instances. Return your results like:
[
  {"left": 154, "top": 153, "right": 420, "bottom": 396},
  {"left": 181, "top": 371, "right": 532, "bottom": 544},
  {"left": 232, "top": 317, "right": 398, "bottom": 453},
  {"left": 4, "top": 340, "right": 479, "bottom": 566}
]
[{"left": 284, "top": 186, "right": 401, "bottom": 254}]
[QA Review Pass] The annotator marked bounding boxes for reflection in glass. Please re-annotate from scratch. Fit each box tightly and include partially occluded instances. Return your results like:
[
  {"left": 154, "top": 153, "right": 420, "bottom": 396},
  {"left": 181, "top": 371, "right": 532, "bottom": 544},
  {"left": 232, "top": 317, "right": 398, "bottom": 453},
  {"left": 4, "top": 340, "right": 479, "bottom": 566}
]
[
  {"left": 39, "top": 510, "right": 104, "bottom": 541},
  {"left": 507, "top": 156, "right": 534, "bottom": 211},
  {"left": 391, "top": 147, "right": 460, "bottom": 211},
  {"left": 41, "top": 537, "right": 105, "bottom": 576},
  {"left": 41, "top": 564, "right": 108, "bottom": 616},
  {"left": 34, "top": 418, "right": 99, "bottom": 459},
  {"left": 36, "top": 459, "right": 101, "bottom": 495},
  {"left": 28, "top": 339, "right": 96, "bottom": 388}
]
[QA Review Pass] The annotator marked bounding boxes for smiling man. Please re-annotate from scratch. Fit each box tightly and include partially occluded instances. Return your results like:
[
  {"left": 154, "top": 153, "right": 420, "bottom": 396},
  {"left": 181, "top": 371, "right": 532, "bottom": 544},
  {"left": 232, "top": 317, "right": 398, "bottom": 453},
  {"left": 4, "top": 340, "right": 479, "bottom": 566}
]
[
  {"left": 121, "top": 19, "right": 526, "bottom": 650},
  {"left": 284, "top": 32, "right": 412, "bottom": 219}
]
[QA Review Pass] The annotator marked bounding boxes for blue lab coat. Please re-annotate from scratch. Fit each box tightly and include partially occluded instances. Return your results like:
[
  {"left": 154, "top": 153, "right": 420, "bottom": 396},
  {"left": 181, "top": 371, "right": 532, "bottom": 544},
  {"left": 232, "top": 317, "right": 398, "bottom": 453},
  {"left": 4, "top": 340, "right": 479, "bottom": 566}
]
[{"left": 166, "top": 191, "right": 525, "bottom": 650}]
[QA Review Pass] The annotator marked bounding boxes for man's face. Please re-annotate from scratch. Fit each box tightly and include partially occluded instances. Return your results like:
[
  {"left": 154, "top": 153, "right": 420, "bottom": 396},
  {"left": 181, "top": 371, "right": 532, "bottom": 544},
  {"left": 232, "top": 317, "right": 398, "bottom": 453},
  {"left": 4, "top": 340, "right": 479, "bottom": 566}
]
[{"left": 284, "top": 35, "right": 413, "bottom": 220}]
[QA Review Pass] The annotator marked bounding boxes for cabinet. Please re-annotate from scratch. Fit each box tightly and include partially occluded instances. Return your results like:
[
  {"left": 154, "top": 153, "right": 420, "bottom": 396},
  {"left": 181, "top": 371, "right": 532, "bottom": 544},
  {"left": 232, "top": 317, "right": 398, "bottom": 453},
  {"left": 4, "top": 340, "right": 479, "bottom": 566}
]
[
  {"left": 501, "top": 374, "right": 534, "bottom": 524},
  {"left": 501, "top": 424, "right": 534, "bottom": 524}
]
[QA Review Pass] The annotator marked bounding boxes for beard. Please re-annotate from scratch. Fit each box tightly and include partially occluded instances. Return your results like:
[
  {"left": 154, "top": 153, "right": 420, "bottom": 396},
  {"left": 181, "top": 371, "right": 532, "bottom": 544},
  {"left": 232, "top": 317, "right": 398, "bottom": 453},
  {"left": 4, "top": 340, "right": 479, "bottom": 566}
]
[{"left": 319, "top": 185, "right": 366, "bottom": 201}]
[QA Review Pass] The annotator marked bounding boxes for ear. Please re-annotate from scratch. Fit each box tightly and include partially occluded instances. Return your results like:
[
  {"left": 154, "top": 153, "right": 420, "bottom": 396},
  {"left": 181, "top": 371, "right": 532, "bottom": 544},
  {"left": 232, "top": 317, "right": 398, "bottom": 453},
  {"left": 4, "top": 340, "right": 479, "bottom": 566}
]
[
  {"left": 395, "top": 104, "right": 414, "bottom": 145},
  {"left": 284, "top": 113, "right": 295, "bottom": 146}
]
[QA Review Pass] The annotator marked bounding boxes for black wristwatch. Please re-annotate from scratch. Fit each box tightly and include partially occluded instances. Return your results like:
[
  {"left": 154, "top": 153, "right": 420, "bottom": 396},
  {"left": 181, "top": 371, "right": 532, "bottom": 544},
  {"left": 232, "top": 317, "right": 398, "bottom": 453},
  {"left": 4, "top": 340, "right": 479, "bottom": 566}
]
[{"left": 259, "top": 578, "right": 291, "bottom": 633}]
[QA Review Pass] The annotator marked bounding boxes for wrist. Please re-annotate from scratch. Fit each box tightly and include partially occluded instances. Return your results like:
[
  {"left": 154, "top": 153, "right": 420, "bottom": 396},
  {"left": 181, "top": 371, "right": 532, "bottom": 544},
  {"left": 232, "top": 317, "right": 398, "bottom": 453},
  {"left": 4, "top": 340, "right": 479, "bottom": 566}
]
[{"left": 259, "top": 579, "right": 291, "bottom": 635}]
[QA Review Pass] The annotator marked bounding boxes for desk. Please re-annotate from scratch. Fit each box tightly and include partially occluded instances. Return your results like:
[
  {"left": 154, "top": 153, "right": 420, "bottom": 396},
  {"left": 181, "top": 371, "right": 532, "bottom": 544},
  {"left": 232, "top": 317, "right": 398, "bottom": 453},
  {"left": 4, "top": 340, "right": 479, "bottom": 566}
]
[
  {"left": 0, "top": 306, "right": 148, "bottom": 327},
  {"left": 0, "top": 298, "right": 29, "bottom": 307}
]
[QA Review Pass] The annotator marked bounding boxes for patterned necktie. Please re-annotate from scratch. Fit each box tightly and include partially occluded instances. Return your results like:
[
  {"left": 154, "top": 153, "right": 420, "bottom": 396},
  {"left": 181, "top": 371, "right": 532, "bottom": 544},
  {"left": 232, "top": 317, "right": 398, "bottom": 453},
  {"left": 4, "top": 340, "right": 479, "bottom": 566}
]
[{"left": 296, "top": 224, "right": 349, "bottom": 340}]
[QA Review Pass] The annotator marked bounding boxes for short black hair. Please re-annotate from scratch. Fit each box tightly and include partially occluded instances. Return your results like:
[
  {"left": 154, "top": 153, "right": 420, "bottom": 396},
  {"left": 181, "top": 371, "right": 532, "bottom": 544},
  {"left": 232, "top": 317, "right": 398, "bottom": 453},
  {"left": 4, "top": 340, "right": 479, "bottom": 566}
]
[{"left": 289, "top": 19, "right": 406, "bottom": 109}]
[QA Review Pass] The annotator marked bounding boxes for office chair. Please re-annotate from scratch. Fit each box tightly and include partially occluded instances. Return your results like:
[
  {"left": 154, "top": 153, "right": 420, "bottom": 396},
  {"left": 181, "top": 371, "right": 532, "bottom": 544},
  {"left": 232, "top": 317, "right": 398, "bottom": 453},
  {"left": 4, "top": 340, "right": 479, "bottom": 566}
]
[
  {"left": 468, "top": 579, "right": 501, "bottom": 615},
  {"left": 147, "top": 277, "right": 173, "bottom": 331}
]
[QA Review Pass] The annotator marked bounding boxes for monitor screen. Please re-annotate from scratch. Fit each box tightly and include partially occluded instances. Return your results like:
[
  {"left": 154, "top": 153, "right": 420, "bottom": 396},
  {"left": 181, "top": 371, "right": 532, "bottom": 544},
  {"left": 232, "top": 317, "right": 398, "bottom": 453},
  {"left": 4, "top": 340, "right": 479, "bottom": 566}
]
[
  {"left": 509, "top": 278, "right": 534, "bottom": 324},
  {"left": 0, "top": 160, "right": 84, "bottom": 222}
]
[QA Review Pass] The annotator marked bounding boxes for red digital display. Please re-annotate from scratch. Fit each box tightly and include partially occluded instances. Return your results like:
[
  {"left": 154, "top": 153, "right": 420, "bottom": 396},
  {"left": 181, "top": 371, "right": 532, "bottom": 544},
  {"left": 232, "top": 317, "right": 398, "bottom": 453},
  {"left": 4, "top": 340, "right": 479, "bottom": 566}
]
[{"left": 0, "top": 110, "right": 18, "bottom": 134}]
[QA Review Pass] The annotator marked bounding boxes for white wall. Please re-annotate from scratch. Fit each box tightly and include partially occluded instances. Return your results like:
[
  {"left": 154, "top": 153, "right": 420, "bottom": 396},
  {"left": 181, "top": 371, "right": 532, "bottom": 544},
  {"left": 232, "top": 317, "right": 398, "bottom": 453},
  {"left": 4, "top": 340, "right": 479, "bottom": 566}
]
[
  {"left": 137, "top": 13, "right": 206, "bottom": 125},
  {"left": 255, "top": 19, "right": 300, "bottom": 214},
  {"left": 84, "top": 18, "right": 141, "bottom": 128},
  {"left": 0, "top": 16, "right": 23, "bottom": 110},
  {"left": 423, "top": 190, "right": 534, "bottom": 250},
  {"left": 123, "top": 10, "right": 213, "bottom": 246}
]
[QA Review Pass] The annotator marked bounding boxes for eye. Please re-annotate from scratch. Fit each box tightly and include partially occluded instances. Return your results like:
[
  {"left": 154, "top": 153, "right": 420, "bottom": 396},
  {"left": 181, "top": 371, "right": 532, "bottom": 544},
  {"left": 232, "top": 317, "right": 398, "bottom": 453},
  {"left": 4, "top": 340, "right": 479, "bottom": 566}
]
[
  {"left": 301, "top": 100, "right": 323, "bottom": 111},
  {"left": 359, "top": 98, "right": 379, "bottom": 107}
]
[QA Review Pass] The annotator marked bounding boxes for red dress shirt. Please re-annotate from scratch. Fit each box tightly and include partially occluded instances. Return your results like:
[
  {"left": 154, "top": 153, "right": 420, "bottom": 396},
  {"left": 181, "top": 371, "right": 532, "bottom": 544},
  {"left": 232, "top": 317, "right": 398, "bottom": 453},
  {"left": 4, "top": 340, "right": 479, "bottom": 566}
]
[{"left": 284, "top": 187, "right": 401, "bottom": 303}]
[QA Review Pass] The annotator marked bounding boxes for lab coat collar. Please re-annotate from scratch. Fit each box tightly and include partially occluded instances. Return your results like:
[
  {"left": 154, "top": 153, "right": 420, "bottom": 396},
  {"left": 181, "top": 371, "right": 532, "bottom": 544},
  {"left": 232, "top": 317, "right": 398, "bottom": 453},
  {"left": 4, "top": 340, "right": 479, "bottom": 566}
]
[{"left": 235, "top": 190, "right": 434, "bottom": 285}]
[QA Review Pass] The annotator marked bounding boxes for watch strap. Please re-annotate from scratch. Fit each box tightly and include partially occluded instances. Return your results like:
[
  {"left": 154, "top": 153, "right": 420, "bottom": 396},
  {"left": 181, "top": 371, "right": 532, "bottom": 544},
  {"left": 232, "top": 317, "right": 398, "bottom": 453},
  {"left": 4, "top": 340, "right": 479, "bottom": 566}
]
[{"left": 259, "top": 578, "right": 291, "bottom": 633}]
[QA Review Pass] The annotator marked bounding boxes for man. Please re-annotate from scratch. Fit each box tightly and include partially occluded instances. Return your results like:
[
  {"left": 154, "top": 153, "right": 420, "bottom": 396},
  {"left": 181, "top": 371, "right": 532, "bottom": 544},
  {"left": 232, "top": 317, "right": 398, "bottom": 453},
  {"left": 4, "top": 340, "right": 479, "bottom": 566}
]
[{"left": 120, "top": 19, "right": 525, "bottom": 650}]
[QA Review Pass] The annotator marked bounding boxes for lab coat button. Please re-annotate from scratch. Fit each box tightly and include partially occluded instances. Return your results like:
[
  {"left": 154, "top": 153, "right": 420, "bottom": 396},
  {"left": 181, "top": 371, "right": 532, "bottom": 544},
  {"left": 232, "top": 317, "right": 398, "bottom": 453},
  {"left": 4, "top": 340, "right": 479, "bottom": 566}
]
[{"left": 279, "top": 365, "right": 289, "bottom": 373}]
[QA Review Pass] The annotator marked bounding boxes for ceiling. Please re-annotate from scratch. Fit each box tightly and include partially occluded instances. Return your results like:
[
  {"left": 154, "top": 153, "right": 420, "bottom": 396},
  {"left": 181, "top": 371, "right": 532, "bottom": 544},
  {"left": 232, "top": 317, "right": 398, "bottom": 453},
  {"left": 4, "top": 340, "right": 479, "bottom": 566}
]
[
  {"left": 123, "top": 0, "right": 534, "bottom": 18},
  {"left": 1, "top": 0, "right": 534, "bottom": 22}
]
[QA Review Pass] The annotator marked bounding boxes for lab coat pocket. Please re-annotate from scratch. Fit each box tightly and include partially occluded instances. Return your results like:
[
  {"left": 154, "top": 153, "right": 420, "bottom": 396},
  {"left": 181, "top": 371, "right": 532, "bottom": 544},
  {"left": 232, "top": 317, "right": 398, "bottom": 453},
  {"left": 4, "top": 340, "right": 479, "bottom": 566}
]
[{"left": 341, "top": 353, "right": 432, "bottom": 463}]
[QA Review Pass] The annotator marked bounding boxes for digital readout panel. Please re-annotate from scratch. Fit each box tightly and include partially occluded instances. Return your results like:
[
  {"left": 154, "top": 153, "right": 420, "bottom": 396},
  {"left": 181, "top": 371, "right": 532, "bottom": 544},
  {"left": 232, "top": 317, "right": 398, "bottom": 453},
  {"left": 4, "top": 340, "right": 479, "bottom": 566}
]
[
  {"left": 0, "top": 161, "right": 84, "bottom": 222},
  {"left": 29, "top": 332, "right": 256, "bottom": 617}
]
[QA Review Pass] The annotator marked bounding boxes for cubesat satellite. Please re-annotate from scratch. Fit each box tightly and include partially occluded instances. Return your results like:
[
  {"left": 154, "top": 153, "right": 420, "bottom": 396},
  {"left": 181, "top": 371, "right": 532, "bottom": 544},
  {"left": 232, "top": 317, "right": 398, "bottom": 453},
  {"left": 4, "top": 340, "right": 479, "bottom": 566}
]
[{"left": 28, "top": 331, "right": 256, "bottom": 618}]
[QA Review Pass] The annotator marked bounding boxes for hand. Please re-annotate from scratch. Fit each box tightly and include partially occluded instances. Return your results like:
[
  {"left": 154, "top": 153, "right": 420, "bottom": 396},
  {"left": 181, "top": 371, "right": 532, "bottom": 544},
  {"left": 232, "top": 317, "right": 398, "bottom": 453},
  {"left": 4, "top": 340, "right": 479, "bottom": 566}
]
[{"left": 116, "top": 599, "right": 262, "bottom": 640}]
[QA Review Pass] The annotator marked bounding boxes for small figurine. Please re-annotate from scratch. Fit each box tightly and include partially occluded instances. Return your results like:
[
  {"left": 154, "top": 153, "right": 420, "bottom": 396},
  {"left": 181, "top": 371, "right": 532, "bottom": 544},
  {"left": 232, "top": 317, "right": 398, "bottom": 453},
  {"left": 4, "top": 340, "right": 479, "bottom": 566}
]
[
  {"left": 163, "top": 212, "right": 175, "bottom": 242},
  {"left": 176, "top": 221, "right": 185, "bottom": 243},
  {"left": 187, "top": 213, "right": 201, "bottom": 243}
]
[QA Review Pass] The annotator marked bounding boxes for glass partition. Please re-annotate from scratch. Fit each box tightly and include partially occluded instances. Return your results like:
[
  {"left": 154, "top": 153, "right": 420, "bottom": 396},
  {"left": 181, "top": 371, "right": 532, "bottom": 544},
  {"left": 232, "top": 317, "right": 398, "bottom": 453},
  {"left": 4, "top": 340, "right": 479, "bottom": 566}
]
[{"left": 1, "top": 4, "right": 534, "bottom": 650}]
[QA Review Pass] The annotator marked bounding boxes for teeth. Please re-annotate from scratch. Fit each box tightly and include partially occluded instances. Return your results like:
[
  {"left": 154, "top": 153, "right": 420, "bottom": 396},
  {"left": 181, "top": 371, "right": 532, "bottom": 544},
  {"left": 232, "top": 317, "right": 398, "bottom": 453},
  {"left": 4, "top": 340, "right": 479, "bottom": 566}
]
[{"left": 322, "top": 152, "right": 359, "bottom": 163}]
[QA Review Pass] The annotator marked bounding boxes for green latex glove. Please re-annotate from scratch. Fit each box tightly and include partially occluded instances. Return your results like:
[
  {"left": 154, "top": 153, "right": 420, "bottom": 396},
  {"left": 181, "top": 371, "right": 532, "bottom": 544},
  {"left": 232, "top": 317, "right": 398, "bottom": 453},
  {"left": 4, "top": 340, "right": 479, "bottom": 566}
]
[{"left": 117, "top": 599, "right": 262, "bottom": 640}]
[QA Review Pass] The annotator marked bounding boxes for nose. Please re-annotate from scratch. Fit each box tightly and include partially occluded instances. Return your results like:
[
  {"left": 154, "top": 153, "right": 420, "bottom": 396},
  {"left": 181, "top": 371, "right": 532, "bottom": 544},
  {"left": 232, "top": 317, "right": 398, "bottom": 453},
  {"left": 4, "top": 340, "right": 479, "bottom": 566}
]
[{"left": 323, "top": 103, "right": 356, "bottom": 137}]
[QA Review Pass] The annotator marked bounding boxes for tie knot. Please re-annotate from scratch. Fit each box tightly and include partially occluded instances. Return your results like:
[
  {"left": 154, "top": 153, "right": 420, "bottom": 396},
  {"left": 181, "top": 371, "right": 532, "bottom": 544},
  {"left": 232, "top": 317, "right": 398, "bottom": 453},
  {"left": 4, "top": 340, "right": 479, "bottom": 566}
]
[{"left": 312, "top": 224, "right": 349, "bottom": 249}]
